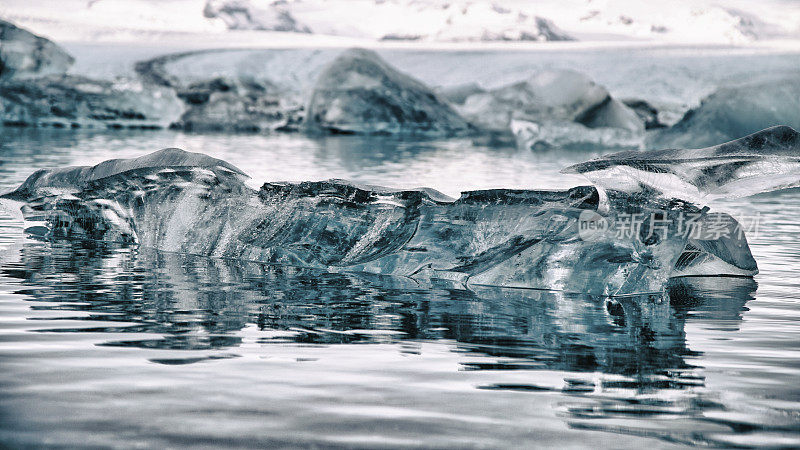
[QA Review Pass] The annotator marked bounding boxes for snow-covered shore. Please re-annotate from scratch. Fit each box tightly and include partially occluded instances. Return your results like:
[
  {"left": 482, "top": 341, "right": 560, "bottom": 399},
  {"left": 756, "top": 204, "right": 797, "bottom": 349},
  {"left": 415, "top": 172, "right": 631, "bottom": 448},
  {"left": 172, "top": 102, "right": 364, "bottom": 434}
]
[{"left": 3, "top": 0, "right": 800, "bottom": 47}]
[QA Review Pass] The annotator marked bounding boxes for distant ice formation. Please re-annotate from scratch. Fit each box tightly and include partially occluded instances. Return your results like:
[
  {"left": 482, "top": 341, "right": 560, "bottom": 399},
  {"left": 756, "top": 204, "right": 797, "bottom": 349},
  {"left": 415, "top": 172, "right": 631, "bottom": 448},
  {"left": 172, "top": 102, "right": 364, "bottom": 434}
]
[
  {"left": 15, "top": 127, "right": 800, "bottom": 295},
  {"left": 0, "top": 19, "right": 74, "bottom": 80},
  {"left": 511, "top": 119, "right": 643, "bottom": 151},
  {"left": 565, "top": 126, "right": 800, "bottom": 202},
  {"left": 172, "top": 77, "right": 304, "bottom": 132},
  {"left": 198, "top": 0, "right": 799, "bottom": 44},
  {"left": 0, "top": 20, "right": 184, "bottom": 129},
  {"left": 455, "top": 70, "right": 644, "bottom": 149},
  {"left": 305, "top": 49, "right": 474, "bottom": 137},
  {"left": 648, "top": 77, "right": 800, "bottom": 149},
  {"left": 0, "top": 75, "right": 185, "bottom": 129}
]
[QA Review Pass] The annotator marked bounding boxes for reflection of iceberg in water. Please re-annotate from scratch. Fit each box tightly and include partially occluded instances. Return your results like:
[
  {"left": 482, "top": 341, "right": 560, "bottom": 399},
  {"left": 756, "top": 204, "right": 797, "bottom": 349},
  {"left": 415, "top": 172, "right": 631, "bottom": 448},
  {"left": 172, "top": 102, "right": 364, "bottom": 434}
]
[
  {"left": 1, "top": 238, "right": 763, "bottom": 446},
  {"left": 449, "top": 278, "right": 755, "bottom": 380},
  {"left": 3, "top": 144, "right": 762, "bottom": 295},
  {"left": 3, "top": 240, "right": 755, "bottom": 379}
]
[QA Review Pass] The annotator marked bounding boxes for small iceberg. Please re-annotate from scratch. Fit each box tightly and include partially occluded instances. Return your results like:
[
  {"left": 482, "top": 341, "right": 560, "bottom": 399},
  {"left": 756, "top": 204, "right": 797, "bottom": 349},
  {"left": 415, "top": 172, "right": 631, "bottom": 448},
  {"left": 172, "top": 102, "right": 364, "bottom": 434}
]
[{"left": 564, "top": 126, "right": 800, "bottom": 201}]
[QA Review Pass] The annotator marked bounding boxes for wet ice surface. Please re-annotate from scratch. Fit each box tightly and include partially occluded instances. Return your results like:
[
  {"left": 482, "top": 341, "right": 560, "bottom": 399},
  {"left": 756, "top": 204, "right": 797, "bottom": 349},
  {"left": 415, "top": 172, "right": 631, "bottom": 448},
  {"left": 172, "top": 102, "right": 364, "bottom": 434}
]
[{"left": 0, "top": 128, "right": 799, "bottom": 448}]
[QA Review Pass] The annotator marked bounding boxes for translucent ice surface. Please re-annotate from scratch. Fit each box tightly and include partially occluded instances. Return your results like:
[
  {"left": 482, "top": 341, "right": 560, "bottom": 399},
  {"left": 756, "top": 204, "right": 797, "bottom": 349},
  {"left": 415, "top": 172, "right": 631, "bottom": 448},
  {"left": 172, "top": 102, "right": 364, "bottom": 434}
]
[
  {"left": 564, "top": 126, "right": 800, "bottom": 202},
  {"left": 4, "top": 146, "right": 762, "bottom": 295}
]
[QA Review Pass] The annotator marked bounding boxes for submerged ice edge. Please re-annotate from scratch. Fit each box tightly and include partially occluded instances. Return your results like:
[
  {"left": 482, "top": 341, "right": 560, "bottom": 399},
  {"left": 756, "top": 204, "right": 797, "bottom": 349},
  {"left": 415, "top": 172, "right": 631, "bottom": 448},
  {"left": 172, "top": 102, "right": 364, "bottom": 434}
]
[{"left": 8, "top": 127, "right": 791, "bottom": 295}]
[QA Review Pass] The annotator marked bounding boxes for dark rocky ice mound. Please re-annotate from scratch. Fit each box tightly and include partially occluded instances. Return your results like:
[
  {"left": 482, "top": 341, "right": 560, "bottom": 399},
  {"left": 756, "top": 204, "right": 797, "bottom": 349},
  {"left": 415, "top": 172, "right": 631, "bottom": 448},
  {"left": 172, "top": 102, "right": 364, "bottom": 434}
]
[
  {"left": 305, "top": 48, "right": 474, "bottom": 137},
  {"left": 458, "top": 70, "right": 642, "bottom": 132},
  {"left": 0, "top": 20, "right": 74, "bottom": 80},
  {"left": 172, "top": 77, "right": 304, "bottom": 132},
  {"left": 623, "top": 99, "right": 667, "bottom": 130},
  {"left": 7, "top": 133, "right": 779, "bottom": 295}
]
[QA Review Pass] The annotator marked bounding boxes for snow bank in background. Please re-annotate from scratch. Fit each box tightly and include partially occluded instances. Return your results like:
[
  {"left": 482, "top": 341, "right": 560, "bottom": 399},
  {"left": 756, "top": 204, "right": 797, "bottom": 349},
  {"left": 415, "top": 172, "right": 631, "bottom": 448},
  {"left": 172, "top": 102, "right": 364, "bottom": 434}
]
[
  {"left": 203, "top": 0, "right": 311, "bottom": 33},
  {"left": 201, "top": 0, "right": 800, "bottom": 44},
  {"left": 2, "top": 0, "right": 799, "bottom": 45},
  {"left": 0, "top": 0, "right": 224, "bottom": 40},
  {"left": 204, "top": 0, "right": 573, "bottom": 42}
]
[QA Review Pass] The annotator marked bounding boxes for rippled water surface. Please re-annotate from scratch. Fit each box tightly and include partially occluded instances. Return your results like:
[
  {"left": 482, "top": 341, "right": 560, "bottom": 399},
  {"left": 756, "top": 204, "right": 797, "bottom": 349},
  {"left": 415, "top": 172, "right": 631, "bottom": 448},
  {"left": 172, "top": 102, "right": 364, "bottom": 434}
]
[{"left": 1, "top": 128, "right": 799, "bottom": 448}]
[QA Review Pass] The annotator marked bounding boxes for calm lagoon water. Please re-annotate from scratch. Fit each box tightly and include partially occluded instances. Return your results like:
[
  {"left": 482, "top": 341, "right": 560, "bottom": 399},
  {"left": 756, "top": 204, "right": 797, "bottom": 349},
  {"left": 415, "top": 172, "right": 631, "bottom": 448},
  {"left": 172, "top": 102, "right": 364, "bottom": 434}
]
[{"left": 0, "top": 127, "right": 799, "bottom": 448}]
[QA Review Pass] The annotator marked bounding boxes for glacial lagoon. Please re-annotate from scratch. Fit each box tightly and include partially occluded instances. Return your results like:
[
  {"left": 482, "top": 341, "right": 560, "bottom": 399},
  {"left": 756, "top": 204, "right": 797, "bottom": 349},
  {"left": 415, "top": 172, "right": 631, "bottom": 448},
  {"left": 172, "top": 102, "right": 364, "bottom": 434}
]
[{"left": 1, "top": 122, "right": 799, "bottom": 447}]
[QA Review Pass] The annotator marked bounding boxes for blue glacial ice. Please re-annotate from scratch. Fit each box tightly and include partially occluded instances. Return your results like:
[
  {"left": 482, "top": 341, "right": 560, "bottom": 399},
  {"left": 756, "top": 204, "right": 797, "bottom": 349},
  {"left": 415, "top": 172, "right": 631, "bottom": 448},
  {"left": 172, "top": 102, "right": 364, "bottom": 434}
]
[
  {"left": 4, "top": 128, "right": 777, "bottom": 296},
  {"left": 564, "top": 126, "right": 800, "bottom": 202},
  {"left": 456, "top": 69, "right": 644, "bottom": 150},
  {"left": 305, "top": 48, "right": 474, "bottom": 137},
  {"left": 0, "top": 19, "right": 74, "bottom": 80},
  {"left": 647, "top": 77, "right": 800, "bottom": 149}
]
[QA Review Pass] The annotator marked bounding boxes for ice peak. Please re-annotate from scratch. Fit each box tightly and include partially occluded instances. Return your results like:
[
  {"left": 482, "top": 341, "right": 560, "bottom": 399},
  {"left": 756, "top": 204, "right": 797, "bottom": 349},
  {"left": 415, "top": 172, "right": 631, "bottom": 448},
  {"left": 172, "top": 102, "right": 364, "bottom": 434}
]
[{"left": 3, "top": 147, "right": 248, "bottom": 200}]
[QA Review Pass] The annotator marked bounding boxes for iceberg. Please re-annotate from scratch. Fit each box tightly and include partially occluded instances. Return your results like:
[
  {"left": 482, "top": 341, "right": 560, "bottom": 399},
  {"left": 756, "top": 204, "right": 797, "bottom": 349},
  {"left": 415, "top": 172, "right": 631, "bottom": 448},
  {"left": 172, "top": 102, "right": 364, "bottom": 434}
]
[
  {"left": 622, "top": 99, "right": 666, "bottom": 130},
  {"left": 563, "top": 126, "right": 800, "bottom": 202},
  {"left": 3, "top": 148, "right": 247, "bottom": 200},
  {"left": 437, "top": 83, "right": 486, "bottom": 106},
  {"left": 0, "top": 21, "right": 182, "bottom": 129},
  {"left": 0, "top": 75, "right": 184, "bottom": 129},
  {"left": 135, "top": 53, "right": 307, "bottom": 133},
  {"left": 511, "top": 119, "right": 643, "bottom": 152},
  {"left": 4, "top": 139, "right": 765, "bottom": 295},
  {"left": 455, "top": 70, "right": 645, "bottom": 149},
  {"left": 172, "top": 77, "right": 304, "bottom": 132},
  {"left": 648, "top": 77, "right": 800, "bottom": 149},
  {"left": 305, "top": 48, "right": 474, "bottom": 137},
  {"left": 458, "top": 70, "right": 643, "bottom": 133},
  {"left": 0, "top": 19, "right": 74, "bottom": 80}
]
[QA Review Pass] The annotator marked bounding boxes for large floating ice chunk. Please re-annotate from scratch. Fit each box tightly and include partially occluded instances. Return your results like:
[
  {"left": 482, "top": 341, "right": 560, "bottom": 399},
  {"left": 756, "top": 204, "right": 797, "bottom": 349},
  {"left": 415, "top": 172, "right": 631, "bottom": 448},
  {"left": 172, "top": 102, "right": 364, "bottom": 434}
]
[
  {"left": 0, "top": 21, "right": 182, "bottom": 129},
  {"left": 460, "top": 70, "right": 643, "bottom": 133},
  {"left": 305, "top": 48, "right": 473, "bottom": 137},
  {"left": 5, "top": 148, "right": 759, "bottom": 296},
  {"left": 564, "top": 126, "right": 800, "bottom": 202}
]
